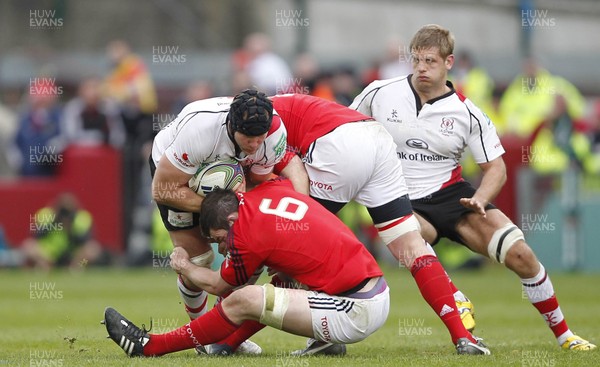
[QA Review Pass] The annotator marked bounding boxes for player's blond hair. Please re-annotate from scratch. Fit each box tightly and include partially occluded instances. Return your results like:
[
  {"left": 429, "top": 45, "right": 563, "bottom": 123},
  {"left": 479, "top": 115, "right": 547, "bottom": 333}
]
[{"left": 409, "top": 24, "right": 455, "bottom": 58}]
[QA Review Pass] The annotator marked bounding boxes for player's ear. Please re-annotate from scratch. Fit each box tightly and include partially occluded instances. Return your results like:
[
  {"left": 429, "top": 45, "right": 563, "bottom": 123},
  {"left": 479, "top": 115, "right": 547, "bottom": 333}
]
[
  {"left": 227, "top": 212, "right": 239, "bottom": 226},
  {"left": 445, "top": 54, "right": 455, "bottom": 70}
]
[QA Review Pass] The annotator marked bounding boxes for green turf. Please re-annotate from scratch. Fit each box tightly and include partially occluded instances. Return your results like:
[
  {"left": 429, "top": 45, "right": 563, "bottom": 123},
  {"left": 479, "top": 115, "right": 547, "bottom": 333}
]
[{"left": 0, "top": 264, "right": 598, "bottom": 366}]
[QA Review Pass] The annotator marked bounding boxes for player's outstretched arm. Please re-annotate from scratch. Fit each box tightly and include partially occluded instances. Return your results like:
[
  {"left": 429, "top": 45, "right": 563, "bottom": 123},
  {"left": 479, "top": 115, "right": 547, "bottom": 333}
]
[
  {"left": 279, "top": 155, "right": 309, "bottom": 195},
  {"left": 152, "top": 155, "right": 204, "bottom": 212},
  {"left": 170, "top": 247, "right": 233, "bottom": 296},
  {"left": 459, "top": 157, "right": 507, "bottom": 216}
]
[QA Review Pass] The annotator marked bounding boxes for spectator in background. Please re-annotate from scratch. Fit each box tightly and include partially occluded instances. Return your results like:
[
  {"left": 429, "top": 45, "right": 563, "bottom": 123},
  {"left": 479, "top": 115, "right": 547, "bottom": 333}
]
[
  {"left": 330, "top": 65, "right": 359, "bottom": 106},
  {"left": 362, "top": 37, "right": 411, "bottom": 88},
  {"left": 233, "top": 32, "right": 293, "bottom": 95},
  {"left": 61, "top": 77, "right": 125, "bottom": 148},
  {"left": 103, "top": 39, "right": 158, "bottom": 250},
  {"left": 586, "top": 100, "right": 600, "bottom": 179},
  {"left": 499, "top": 57, "right": 594, "bottom": 175},
  {"left": 378, "top": 37, "right": 412, "bottom": 80},
  {"left": 449, "top": 51, "right": 499, "bottom": 179},
  {"left": 500, "top": 57, "right": 585, "bottom": 139},
  {"left": 291, "top": 53, "right": 319, "bottom": 94},
  {"left": 19, "top": 193, "right": 105, "bottom": 271},
  {"left": 11, "top": 78, "right": 62, "bottom": 177},
  {"left": 171, "top": 80, "right": 214, "bottom": 114},
  {"left": 451, "top": 51, "right": 499, "bottom": 129},
  {"left": 0, "top": 97, "right": 18, "bottom": 177},
  {"left": 590, "top": 100, "right": 600, "bottom": 155},
  {"left": 103, "top": 40, "right": 157, "bottom": 120}
]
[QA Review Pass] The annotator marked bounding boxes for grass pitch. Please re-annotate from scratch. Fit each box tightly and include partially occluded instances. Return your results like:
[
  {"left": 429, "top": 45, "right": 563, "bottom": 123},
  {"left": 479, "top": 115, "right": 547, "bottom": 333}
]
[{"left": 1, "top": 263, "right": 598, "bottom": 367}]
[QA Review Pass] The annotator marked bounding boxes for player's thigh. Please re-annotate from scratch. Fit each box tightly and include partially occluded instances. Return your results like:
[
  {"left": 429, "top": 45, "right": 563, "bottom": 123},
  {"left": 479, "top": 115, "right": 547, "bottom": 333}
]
[
  {"left": 305, "top": 125, "right": 376, "bottom": 203},
  {"left": 168, "top": 228, "right": 211, "bottom": 257},
  {"left": 280, "top": 289, "right": 313, "bottom": 338},
  {"left": 413, "top": 212, "right": 438, "bottom": 245},
  {"left": 355, "top": 122, "right": 409, "bottom": 208},
  {"left": 304, "top": 288, "right": 390, "bottom": 344},
  {"left": 456, "top": 208, "right": 513, "bottom": 256}
]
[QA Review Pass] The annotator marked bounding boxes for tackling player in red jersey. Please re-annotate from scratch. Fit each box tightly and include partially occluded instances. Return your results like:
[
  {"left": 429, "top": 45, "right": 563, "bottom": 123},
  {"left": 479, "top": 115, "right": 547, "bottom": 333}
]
[{"left": 103, "top": 179, "right": 390, "bottom": 357}]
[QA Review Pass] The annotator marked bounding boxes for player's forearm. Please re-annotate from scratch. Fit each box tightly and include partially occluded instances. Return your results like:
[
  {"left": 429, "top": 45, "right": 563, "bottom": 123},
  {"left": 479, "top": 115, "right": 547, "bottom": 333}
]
[
  {"left": 473, "top": 161, "right": 507, "bottom": 205},
  {"left": 152, "top": 184, "right": 204, "bottom": 212},
  {"left": 279, "top": 155, "right": 309, "bottom": 195},
  {"left": 180, "top": 266, "right": 231, "bottom": 296}
]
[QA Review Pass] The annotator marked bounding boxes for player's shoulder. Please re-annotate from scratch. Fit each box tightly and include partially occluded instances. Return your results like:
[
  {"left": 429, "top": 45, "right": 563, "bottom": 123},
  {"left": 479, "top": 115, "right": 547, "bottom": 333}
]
[
  {"left": 354, "top": 76, "right": 410, "bottom": 108},
  {"left": 452, "top": 91, "right": 486, "bottom": 117},
  {"left": 366, "top": 75, "right": 410, "bottom": 93},
  {"left": 262, "top": 114, "right": 287, "bottom": 160},
  {"left": 181, "top": 97, "right": 233, "bottom": 115},
  {"left": 267, "top": 113, "right": 286, "bottom": 138}
]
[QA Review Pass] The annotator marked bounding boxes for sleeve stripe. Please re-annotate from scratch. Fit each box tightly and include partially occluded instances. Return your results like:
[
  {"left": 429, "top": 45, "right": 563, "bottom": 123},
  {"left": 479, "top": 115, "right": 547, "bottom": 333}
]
[
  {"left": 227, "top": 230, "right": 248, "bottom": 286},
  {"left": 464, "top": 104, "right": 489, "bottom": 162}
]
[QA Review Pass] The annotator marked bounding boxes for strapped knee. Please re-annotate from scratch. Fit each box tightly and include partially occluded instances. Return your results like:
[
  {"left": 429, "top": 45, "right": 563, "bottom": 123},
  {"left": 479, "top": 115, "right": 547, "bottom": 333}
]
[
  {"left": 190, "top": 249, "right": 215, "bottom": 269},
  {"left": 487, "top": 224, "right": 524, "bottom": 263},
  {"left": 259, "top": 284, "right": 290, "bottom": 330},
  {"left": 374, "top": 214, "right": 420, "bottom": 245}
]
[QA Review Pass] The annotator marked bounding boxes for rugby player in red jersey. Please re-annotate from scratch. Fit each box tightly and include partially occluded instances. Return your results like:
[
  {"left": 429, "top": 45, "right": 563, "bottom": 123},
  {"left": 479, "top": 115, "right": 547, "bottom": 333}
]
[
  {"left": 185, "top": 93, "right": 490, "bottom": 356},
  {"left": 103, "top": 179, "right": 391, "bottom": 357}
]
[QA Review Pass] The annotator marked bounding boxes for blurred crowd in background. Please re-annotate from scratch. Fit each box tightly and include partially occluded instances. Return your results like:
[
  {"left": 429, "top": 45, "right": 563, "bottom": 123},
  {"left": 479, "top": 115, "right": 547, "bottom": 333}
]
[{"left": 1, "top": 29, "right": 600, "bottom": 271}]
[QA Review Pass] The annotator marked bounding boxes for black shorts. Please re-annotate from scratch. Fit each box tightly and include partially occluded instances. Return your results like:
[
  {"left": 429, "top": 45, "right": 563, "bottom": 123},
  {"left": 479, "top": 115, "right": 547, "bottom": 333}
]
[
  {"left": 410, "top": 181, "right": 496, "bottom": 245},
  {"left": 149, "top": 155, "right": 199, "bottom": 231}
]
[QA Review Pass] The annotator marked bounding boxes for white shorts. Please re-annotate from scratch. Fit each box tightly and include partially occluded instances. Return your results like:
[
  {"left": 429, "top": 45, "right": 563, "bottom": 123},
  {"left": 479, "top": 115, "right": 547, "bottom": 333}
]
[
  {"left": 305, "top": 121, "right": 408, "bottom": 208},
  {"left": 307, "top": 279, "right": 390, "bottom": 344}
]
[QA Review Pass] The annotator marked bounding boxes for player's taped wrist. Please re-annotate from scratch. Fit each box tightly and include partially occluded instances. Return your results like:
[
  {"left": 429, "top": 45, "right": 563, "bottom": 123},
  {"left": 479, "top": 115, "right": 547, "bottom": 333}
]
[{"left": 190, "top": 250, "right": 215, "bottom": 269}]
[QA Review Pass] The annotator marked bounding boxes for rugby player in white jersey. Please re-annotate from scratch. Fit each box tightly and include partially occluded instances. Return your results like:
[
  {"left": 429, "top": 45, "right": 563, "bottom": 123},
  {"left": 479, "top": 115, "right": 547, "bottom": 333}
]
[
  {"left": 351, "top": 24, "right": 595, "bottom": 351},
  {"left": 149, "top": 89, "right": 290, "bottom": 354}
]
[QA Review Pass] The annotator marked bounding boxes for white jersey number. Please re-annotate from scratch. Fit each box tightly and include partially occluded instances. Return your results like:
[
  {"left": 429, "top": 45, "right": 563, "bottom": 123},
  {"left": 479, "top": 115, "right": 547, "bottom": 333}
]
[{"left": 259, "top": 197, "right": 308, "bottom": 221}]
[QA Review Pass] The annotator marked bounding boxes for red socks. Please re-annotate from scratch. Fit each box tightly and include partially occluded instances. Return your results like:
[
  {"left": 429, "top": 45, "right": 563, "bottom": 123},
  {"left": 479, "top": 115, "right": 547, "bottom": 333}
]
[
  {"left": 143, "top": 303, "right": 239, "bottom": 356},
  {"left": 410, "top": 255, "right": 473, "bottom": 344},
  {"left": 217, "top": 320, "right": 266, "bottom": 350}
]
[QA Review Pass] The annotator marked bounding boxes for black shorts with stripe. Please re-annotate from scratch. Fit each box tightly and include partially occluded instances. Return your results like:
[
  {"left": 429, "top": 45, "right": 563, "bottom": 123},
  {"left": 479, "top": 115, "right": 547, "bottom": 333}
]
[
  {"left": 149, "top": 155, "right": 199, "bottom": 231},
  {"left": 410, "top": 181, "right": 496, "bottom": 245}
]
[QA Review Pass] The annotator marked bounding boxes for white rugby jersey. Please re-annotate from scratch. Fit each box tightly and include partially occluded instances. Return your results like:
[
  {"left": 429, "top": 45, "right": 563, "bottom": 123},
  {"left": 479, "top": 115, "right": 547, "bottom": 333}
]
[
  {"left": 350, "top": 75, "right": 504, "bottom": 199},
  {"left": 152, "top": 97, "right": 287, "bottom": 176}
]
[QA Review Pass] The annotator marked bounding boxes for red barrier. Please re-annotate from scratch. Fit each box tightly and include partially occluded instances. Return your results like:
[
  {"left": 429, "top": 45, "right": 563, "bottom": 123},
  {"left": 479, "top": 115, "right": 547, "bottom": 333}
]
[
  {"left": 0, "top": 145, "right": 123, "bottom": 252},
  {"left": 496, "top": 135, "right": 528, "bottom": 222}
]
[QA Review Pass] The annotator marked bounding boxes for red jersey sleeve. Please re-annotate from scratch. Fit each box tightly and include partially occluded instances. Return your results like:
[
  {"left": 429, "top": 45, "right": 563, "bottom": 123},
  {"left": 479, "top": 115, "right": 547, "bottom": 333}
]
[
  {"left": 273, "top": 146, "right": 301, "bottom": 175},
  {"left": 219, "top": 228, "right": 264, "bottom": 287}
]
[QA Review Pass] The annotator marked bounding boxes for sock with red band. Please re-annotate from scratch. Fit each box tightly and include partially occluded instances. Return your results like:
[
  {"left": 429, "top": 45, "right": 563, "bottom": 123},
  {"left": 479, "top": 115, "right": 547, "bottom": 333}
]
[
  {"left": 521, "top": 263, "right": 573, "bottom": 345},
  {"left": 177, "top": 275, "right": 208, "bottom": 320},
  {"left": 212, "top": 275, "right": 285, "bottom": 350},
  {"left": 410, "top": 254, "right": 473, "bottom": 344},
  {"left": 143, "top": 303, "right": 239, "bottom": 356}
]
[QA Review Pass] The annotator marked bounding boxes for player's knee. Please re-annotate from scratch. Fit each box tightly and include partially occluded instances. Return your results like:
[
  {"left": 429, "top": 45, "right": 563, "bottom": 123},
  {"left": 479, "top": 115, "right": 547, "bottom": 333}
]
[
  {"left": 258, "top": 284, "right": 290, "bottom": 330},
  {"left": 374, "top": 214, "right": 421, "bottom": 245},
  {"left": 487, "top": 224, "right": 525, "bottom": 264},
  {"left": 504, "top": 241, "right": 538, "bottom": 271},
  {"left": 221, "top": 285, "right": 263, "bottom": 320}
]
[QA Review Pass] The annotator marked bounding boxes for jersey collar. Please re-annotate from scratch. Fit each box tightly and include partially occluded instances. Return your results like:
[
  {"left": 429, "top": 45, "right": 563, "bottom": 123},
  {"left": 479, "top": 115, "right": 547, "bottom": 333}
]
[{"left": 407, "top": 75, "right": 456, "bottom": 115}]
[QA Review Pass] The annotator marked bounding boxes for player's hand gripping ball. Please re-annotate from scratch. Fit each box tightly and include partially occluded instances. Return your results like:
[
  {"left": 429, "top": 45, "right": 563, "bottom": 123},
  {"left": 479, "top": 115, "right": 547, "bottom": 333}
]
[{"left": 188, "top": 158, "right": 245, "bottom": 196}]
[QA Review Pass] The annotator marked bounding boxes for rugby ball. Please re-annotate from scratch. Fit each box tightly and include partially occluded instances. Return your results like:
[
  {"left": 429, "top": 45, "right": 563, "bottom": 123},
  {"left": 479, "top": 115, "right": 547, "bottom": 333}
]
[{"left": 188, "top": 158, "right": 244, "bottom": 196}]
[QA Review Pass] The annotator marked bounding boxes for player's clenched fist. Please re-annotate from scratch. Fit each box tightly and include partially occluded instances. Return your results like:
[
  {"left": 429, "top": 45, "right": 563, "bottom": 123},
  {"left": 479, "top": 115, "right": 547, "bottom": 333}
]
[{"left": 170, "top": 247, "right": 191, "bottom": 274}]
